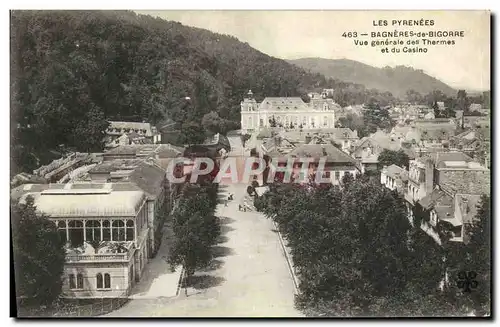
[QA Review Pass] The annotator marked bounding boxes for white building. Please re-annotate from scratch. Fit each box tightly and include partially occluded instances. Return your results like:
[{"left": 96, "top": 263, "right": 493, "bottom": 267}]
[{"left": 240, "top": 90, "right": 338, "bottom": 133}]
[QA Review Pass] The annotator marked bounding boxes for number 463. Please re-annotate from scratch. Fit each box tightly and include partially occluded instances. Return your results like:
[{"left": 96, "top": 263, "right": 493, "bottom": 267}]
[{"left": 342, "top": 32, "right": 358, "bottom": 38}]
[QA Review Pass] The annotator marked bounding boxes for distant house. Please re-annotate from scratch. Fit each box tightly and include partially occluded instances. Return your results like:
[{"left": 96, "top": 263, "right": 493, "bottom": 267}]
[
  {"left": 469, "top": 103, "right": 482, "bottom": 112},
  {"left": 330, "top": 128, "right": 359, "bottom": 153},
  {"left": 351, "top": 137, "right": 384, "bottom": 173},
  {"left": 106, "top": 121, "right": 153, "bottom": 141},
  {"left": 418, "top": 189, "right": 482, "bottom": 245},
  {"left": 424, "top": 111, "right": 436, "bottom": 119},
  {"left": 380, "top": 164, "right": 408, "bottom": 193},
  {"left": 282, "top": 143, "right": 360, "bottom": 185},
  {"left": 105, "top": 132, "right": 153, "bottom": 149}
]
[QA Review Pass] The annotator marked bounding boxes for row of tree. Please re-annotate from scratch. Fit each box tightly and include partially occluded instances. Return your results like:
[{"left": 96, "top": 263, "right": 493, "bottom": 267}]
[
  {"left": 254, "top": 176, "right": 490, "bottom": 316},
  {"left": 167, "top": 176, "right": 221, "bottom": 294}
]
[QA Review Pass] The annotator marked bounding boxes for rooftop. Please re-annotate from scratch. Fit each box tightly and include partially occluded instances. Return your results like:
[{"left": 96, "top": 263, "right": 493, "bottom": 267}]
[
  {"left": 287, "top": 144, "right": 357, "bottom": 164},
  {"left": 385, "top": 164, "right": 408, "bottom": 181},
  {"left": 419, "top": 188, "right": 454, "bottom": 210},
  {"left": 89, "top": 159, "right": 144, "bottom": 173},
  {"left": 19, "top": 190, "right": 146, "bottom": 217}
]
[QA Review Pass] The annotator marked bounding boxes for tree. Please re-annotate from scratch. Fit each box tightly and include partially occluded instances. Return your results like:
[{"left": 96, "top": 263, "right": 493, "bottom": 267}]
[
  {"left": 178, "top": 121, "right": 206, "bottom": 146},
  {"left": 456, "top": 90, "right": 470, "bottom": 113},
  {"left": 445, "top": 195, "right": 491, "bottom": 316},
  {"left": 363, "top": 100, "right": 393, "bottom": 134},
  {"left": 73, "top": 105, "right": 109, "bottom": 152},
  {"left": 406, "top": 89, "right": 423, "bottom": 104},
  {"left": 11, "top": 196, "right": 66, "bottom": 305},
  {"left": 466, "top": 195, "right": 491, "bottom": 315},
  {"left": 377, "top": 149, "right": 410, "bottom": 169},
  {"left": 167, "top": 184, "right": 220, "bottom": 295},
  {"left": 433, "top": 101, "right": 441, "bottom": 118},
  {"left": 269, "top": 116, "right": 277, "bottom": 127},
  {"left": 240, "top": 133, "right": 251, "bottom": 147},
  {"left": 201, "top": 111, "right": 235, "bottom": 136},
  {"left": 338, "top": 113, "right": 368, "bottom": 138},
  {"left": 256, "top": 176, "right": 471, "bottom": 316}
]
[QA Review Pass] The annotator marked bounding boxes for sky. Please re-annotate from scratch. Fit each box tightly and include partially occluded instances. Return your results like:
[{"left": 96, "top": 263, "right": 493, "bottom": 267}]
[{"left": 135, "top": 10, "right": 490, "bottom": 92}]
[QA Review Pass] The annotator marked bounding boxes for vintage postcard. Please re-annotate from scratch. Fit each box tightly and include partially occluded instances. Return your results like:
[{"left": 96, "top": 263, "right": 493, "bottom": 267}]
[{"left": 10, "top": 10, "right": 491, "bottom": 318}]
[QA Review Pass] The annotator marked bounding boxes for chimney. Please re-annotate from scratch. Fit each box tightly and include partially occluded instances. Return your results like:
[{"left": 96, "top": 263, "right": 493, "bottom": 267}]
[{"left": 424, "top": 158, "right": 434, "bottom": 196}]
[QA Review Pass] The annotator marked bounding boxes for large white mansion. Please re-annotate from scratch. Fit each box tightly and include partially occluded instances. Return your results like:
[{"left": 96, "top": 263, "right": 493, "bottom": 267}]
[{"left": 240, "top": 90, "right": 339, "bottom": 133}]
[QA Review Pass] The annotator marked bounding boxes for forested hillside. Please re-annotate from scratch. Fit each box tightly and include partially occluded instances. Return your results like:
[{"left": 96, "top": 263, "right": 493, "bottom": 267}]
[
  {"left": 289, "top": 58, "right": 457, "bottom": 98},
  {"left": 11, "top": 10, "right": 393, "bottom": 173}
]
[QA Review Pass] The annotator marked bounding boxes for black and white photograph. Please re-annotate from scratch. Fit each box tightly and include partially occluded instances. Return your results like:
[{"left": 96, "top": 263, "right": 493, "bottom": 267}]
[{"left": 9, "top": 9, "right": 491, "bottom": 318}]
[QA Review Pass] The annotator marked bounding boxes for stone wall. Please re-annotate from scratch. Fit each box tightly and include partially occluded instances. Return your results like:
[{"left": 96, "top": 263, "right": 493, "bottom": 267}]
[{"left": 61, "top": 261, "right": 131, "bottom": 298}]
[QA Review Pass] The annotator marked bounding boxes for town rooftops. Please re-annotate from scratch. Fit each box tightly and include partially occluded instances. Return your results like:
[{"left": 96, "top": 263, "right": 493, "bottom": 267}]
[
  {"left": 89, "top": 159, "right": 144, "bottom": 174},
  {"left": 330, "top": 128, "right": 358, "bottom": 140},
  {"left": 19, "top": 190, "right": 146, "bottom": 217},
  {"left": 414, "top": 118, "right": 455, "bottom": 125},
  {"left": 287, "top": 144, "right": 357, "bottom": 164},
  {"left": 419, "top": 188, "right": 454, "bottom": 214},
  {"left": 417, "top": 151, "right": 473, "bottom": 167}
]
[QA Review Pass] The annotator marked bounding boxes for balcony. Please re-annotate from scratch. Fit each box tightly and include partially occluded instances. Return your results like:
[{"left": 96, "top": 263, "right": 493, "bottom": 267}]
[
  {"left": 65, "top": 241, "right": 135, "bottom": 263},
  {"left": 66, "top": 253, "right": 132, "bottom": 263}
]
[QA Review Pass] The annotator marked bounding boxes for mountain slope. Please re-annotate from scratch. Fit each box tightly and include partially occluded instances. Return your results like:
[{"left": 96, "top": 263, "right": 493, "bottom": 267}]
[
  {"left": 11, "top": 10, "right": 395, "bottom": 173},
  {"left": 288, "top": 58, "right": 456, "bottom": 98}
]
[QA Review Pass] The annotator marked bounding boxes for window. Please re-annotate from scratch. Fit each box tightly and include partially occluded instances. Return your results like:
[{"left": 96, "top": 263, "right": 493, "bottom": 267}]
[
  {"left": 112, "top": 220, "right": 125, "bottom": 241},
  {"left": 126, "top": 220, "right": 135, "bottom": 241},
  {"left": 85, "top": 220, "right": 101, "bottom": 243},
  {"left": 77, "top": 273, "right": 83, "bottom": 289},
  {"left": 105, "top": 274, "right": 111, "bottom": 288},
  {"left": 57, "top": 221, "right": 67, "bottom": 244},
  {"left": 323, "top": 116, "right": 328, "bottom": 126},
  {"left": 259, "top": 119, "right": 264, "bottom": 127},
  {"left": 69, "top": 274, "right": 76, "bottom": 289},
  {"left": 97, "top": 273, "right": 111, "bottom": 289},
  {"left": 96, "top": 273, "right": 103, "bottom": 289},
  {"left": 102, "top": 220, "right": 111, "bottom": 241},
  {"left": 335, "top": 171, "right": 340, "bottom": 181},
  {"left": 68, "top": 220, "right": 84, "bottom": 247}
]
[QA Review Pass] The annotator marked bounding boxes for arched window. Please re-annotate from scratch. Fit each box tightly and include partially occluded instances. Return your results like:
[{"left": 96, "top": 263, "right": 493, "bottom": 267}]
[
  {"left": 68, "top": 220, "right": 84, "bottom": 247},
  {"left": 102, "top": 220, "right": 111, "bottom": 241},
  {"left": 96, "top": 273, "right": 103, "bottom": 289},
  {"left": 247, "top": 116, "right": 253, "bottom": 128},
  {"left": 77, "top": 273, "right": 84, "bottom": 289},
  {"left": 126, "top": 220, "right": 135, "bottom": 241},
  {"left": 323, "top": 116, "right": 328, "bottom": 127},
  {"left": 112, "top": 220, "right": 125, "bottom": 241},
  {"left": 85, "top": 221, "right": 101, "bottom": 243},
  {"left": 104, "top": 273, "right": 111, "bottom": 289},
  {"left": 69, "top": 274, "right": 76, "bottom": 289},
  {"left": 57, "top": 221, "right": 67, "bottom": 244}
]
